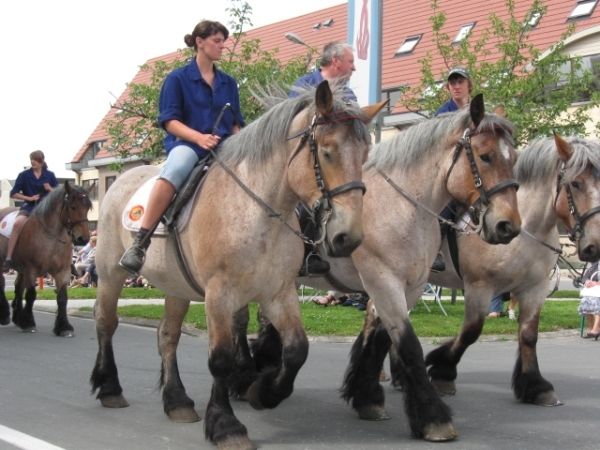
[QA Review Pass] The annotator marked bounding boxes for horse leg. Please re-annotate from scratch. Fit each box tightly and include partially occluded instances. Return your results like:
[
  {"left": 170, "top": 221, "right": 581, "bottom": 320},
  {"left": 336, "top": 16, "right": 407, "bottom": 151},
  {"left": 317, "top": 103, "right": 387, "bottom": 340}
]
[
  {"left": 228, "top": 306, "right": 260, "bottom": 400},
  {"left": 425, "top": 293, "right": 487, "bottom": 396},
  {"left": 11, "top": 273, "right": 25, "bottom": 327},
  {"left": 204, "top": 295, "right": 254, "bottom": 450},
  {"left": 244, "top": 291, "right": 309, "bottom": 411},
  {"left": 368, "top": 283, "right": 456, "bottom": 441},
  {"left": 512, "top": 293, "right": 562, "bottom": 406},
  {"left": 53, "top": 281, "right": 74, "bottom": 337},
  {"left": 341, "top": 299, "right": 392, "bottom": 421},
  {"left": 158, "top": 295, "right": 200, "bottom": 422},
  {"left": 90, "top": 279, "right": 129, "bottom": 409},
  {"left": 0, "top": 271, "right": 9, "bottom": 325}
]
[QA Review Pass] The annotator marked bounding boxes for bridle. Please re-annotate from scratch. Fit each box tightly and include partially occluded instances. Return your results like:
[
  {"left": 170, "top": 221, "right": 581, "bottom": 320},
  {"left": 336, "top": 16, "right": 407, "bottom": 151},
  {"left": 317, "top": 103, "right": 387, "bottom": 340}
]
[
  {"left": 444, "top": 125, "right": 519, "bottom": 225},
  {"left": 555, "top": 161, "right": 600, "bottom": 243},
  {"left": 286, "top": 109, "right": 369, "bottom": 245},
  {"left": 42, "top": 192, "right": 90, "bottom": 245}
]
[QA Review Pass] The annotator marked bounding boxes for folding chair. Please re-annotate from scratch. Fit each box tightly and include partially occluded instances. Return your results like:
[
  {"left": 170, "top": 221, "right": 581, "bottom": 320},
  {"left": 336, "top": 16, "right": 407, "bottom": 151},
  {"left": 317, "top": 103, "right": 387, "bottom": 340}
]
[{"left": 419, "top": 283, "right": 448, "bottom": 316}]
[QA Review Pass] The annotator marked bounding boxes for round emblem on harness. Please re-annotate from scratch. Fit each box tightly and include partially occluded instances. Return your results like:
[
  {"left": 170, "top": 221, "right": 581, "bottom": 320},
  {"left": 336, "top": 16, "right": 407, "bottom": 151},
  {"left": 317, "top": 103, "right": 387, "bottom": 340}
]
[
  {"left": 129, "top": 205, "right": 144, "bottom": 221},
  {"left": 0, "top": 221, "right": 6, "bottom": 229}
]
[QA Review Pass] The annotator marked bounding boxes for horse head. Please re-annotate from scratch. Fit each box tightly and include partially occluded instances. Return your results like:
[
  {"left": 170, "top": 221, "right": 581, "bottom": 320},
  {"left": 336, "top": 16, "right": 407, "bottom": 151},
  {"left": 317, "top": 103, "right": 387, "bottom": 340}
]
[
  {"left": 287, "top": 80, "right": 387, "bottom": 257},
  {"left": 62, "top": 181, "right": 94, "bottom": 246},
  {"left": 553, "top": 133, "right": 600, "bottom": 262},
  {"left": 444, "top": 93, "right": 521, "bottom": 245}
]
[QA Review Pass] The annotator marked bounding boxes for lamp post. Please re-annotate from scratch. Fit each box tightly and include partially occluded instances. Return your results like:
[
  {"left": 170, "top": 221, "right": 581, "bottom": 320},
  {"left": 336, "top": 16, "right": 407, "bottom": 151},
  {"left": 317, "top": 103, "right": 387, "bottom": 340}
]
[{"left": 285, "top": 32, "right": 320, "bottom": 72}]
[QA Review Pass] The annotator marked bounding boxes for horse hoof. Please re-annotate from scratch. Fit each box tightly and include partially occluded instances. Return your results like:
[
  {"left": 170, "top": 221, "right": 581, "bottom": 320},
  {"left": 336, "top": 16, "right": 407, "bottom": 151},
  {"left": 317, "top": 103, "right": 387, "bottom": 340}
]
[
  {"left": 22, "top": 327, "right": 36, "bottom": 333},
  {"left": 423, "top": 422, "right": 458, "bottom": 441},
  {"left": 100, "top": 394, "right": 130, "bottom": 408},
  {"left": 534, "top": 391, "right": 564, "bottom": 407},
  {"left": 357, "top": 405, "right": 391, "bottom": 421},
  {"left": 0, "top": 317, "right": 9, "bottom": 326},
  {"left": 391, "top": 380, "right": 404, "bottom": 391},
  {"left": 168, "top": 407, "right": 201, "bottom": 423},
  {"left": 245, "top": 384, "right": 265, "bottom": 411},
  {"left": 60, "top": 330, "right": 75, "bottom": 338},
  {"left": 432, "top": 379, "right": 456, "bottom": 396},
  {"left": 217, "top": 435, "right": 256, "bottom": 450}
]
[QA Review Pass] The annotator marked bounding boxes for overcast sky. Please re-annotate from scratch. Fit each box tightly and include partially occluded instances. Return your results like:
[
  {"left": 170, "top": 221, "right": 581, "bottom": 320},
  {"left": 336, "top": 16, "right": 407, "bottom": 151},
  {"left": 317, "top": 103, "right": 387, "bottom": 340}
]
[{"left": 0, "top": 0, "right": 345, "bottom": 181}]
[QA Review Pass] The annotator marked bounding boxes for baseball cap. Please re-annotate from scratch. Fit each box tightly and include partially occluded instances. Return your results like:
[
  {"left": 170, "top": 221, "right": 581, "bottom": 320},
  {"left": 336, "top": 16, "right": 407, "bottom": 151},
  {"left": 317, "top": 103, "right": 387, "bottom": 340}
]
[{"left": 447, "top": 67, "right": 470, "bottom": 80}]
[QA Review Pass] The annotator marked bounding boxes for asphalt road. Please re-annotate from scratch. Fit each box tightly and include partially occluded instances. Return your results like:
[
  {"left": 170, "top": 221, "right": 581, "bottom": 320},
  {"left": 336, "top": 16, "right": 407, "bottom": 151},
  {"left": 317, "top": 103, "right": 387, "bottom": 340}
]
[{"left": 0, "top": 311, "right": 598, "bottom": 450}]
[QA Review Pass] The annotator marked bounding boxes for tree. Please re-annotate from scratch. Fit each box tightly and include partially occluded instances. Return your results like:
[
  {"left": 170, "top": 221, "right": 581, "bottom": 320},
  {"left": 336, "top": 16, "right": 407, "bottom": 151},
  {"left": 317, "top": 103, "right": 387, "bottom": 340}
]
[
  {"left": 104, "top": 0, "right": 307, "bottom": 171},
  {"left": 399, "top": 0, "right": 600, "bottom": 147}
]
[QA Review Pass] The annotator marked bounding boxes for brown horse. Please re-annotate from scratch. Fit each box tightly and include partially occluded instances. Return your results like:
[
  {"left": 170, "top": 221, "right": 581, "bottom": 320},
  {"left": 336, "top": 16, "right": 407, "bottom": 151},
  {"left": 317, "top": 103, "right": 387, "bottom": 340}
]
[
  {"left": 90, "top": 81, "right": 386, "bottom": 450},
  {"left": 0, "top": 181, "right": 92, "bottom": 336}
]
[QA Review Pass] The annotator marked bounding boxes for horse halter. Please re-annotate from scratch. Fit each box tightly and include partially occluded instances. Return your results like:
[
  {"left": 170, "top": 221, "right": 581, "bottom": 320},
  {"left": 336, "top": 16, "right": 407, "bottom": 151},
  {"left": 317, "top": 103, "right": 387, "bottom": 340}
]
[
  {"left": 555, "top": 162, "right": 600, "bottom": 242},
  {"left": 287, "top": 109, "right": 369, "bottom": 243},
  {"left": 445, "top": 125, "right": 519, "bottom": 225}
]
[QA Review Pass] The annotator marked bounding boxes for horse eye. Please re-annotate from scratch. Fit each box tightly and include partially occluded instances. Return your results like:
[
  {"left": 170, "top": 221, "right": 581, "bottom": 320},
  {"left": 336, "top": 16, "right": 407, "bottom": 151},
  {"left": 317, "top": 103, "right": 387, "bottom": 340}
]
[
  {"left": 321, "top": 149, "right": 333, "bottom": 163},
  {"left": 571, "top": 181, "right": 580, "bottom": 189},
  {"left": 480, "top": 154, "right": 491, "bottom": 163}
]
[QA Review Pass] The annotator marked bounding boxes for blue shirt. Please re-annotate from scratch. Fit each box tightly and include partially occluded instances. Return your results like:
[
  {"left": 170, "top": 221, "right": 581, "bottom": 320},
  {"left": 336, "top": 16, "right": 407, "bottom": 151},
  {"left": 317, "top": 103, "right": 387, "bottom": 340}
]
[
  {"left": 289, "top": 70, "right": 358, "bottom": 102},
  {"left": 10, "top": 168, "right": 58, "bottom": 213},
  {"left": 435, "top": 98, "right": 459, "bottom": 117},
  {"left": 158, "top": 58, "right": 245, "bottom": 158}
]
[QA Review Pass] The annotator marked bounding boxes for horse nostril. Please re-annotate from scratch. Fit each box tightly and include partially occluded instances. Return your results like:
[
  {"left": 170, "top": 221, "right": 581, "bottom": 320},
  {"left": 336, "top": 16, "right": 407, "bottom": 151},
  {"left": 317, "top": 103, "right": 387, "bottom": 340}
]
[{"left": 495, "top": 220, "right": 520, "bottom": 243}]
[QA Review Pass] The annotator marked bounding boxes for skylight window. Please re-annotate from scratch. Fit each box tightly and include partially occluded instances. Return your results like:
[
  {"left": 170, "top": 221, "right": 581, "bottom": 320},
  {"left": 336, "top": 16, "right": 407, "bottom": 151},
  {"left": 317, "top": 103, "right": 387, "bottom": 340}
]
[
  {"left": 395, "top": 35, "right": 422, "bottom": 56},
  {"left": 569, "top": 0, "right": 598, "bottom": 19},
  {"left": 454, "top": 23, "right": 475, "bottom": 43},
  {"left": 313, "top": 23, "right": 321, "bottom": 30},
  {"left": 323, "top": 19, "right": 334, "bottom": 27},
  {"left": 524, "top": 11, "right": 542, "bottom": 28}
]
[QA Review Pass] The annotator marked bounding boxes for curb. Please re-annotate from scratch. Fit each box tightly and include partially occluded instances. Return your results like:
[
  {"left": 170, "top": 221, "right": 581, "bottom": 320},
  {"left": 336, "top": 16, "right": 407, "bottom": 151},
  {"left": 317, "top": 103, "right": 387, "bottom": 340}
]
[{"left": 32, "top": 304, "right": 581, "bottom": 345}]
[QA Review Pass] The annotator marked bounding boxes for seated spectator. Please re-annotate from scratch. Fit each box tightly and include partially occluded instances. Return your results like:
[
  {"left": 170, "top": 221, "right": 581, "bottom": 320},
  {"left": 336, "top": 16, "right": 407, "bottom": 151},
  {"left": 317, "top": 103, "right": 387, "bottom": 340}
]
[
  {"left": 75, "top": 236, "right": 97, "bottom": 277},
  {"left": 124, "top": 274, "right": 149, "bottom": 288},
  {"left": 70, "top": 261, "right": 97, "bottom": 288}
]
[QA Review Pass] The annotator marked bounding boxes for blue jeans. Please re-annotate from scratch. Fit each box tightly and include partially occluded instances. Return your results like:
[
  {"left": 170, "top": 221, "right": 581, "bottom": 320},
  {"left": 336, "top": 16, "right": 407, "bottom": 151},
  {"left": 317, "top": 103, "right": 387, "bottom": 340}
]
[{"left": 159, "top": 145, "right": 201, "bottom": 191}]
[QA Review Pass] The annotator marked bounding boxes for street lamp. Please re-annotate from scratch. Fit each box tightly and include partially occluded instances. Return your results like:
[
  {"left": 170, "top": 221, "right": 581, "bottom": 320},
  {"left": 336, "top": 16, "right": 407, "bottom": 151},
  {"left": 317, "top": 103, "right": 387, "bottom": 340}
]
[
  {"left": 284, "top": 32, "right": 320, "bottom": 72},
  {"left": 285, "top": 33, "right": 308, "bottom": 47}
]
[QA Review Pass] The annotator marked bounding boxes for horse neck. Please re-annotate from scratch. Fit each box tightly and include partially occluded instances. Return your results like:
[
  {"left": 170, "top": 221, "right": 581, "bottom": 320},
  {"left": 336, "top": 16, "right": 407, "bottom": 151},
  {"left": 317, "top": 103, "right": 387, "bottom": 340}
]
[
  {"left": 518, "top": 180, "right": 560, "bottom": 236},
  {"left": 223, "top": 154, "right": 299, "bottom": 220},
  {"left": 383, "top": 153, "right": 452, "bottom": 215}
]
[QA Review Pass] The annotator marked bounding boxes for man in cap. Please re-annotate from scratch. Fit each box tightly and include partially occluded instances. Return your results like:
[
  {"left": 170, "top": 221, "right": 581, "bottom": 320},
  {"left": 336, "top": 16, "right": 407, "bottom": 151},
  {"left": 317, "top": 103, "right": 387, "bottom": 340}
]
[
  {"left": 431, "top": 67, "right": 473, "bottom": 273},
  {"left": 435, "top": 67, "right": 473, "bottom": 116}
]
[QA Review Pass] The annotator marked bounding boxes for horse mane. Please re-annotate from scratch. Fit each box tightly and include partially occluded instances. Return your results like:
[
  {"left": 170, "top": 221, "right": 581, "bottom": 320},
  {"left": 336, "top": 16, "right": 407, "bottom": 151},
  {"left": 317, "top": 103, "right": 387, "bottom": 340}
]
[
  {"left": 218, "top": 82, "right": 368, "bottom": 167},
  {"left": 31, "top": 183, "right": 93, "bottom": 220},
  {"left": 515, "top": 136, "right": 600, "bottom": 186},
  {"left": 365, "top": 109, "right": 515, "bottom": 172}
]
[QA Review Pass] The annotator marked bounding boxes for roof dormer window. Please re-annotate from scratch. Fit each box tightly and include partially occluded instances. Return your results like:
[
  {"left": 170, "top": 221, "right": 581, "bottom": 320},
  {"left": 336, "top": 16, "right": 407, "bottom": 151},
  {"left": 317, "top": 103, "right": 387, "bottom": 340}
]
[
  {"left": 323, "top": 19, "right": 334, "bottom": 27},
  {"left": 313, "top": 23, "right": 321, "bottom": 31},
  {"left": 453, "top": 23, "right": 476, "bottom": 44},
  {"left": 395, "top": 35, "right": 422, "bottom": 56},
  {"left": 569, "top": 0, "right": 598, "bottom": 19}
]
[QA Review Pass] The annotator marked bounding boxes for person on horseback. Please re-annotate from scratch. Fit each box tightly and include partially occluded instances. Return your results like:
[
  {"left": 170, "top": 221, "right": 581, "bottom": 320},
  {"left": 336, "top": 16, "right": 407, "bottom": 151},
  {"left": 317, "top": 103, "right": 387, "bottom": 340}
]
[
  {"left": 431, "top": 67, "right": 474, "bottom": 273},
  {"left": 290, "top": 42, "right": 358, "bottom": 276},
  {"left": 3, "top": 150, "right": 58, "bottom": 270},
  {"left": 119, "top": 20, "right": 244, "bottom": 274}
]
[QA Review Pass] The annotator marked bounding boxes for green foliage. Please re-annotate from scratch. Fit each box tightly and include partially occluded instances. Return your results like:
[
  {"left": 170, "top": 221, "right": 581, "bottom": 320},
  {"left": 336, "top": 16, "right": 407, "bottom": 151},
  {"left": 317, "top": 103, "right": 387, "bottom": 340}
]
[
  {"left": 402, "top": 0, "right": 600, "bottom": 147},
  {"left": 103, "top": 0, "right": 307, "bottom": 170}
]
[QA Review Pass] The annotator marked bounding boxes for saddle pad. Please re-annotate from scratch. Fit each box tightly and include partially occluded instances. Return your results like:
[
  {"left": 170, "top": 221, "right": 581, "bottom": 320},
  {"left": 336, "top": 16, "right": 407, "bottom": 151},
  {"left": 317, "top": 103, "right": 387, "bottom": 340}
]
[
  {"left": 0, "top": 211, "right": 18, "bottom": 239},
  {"left": 122, "top": 176, "right": 197, "bottom": 235}
]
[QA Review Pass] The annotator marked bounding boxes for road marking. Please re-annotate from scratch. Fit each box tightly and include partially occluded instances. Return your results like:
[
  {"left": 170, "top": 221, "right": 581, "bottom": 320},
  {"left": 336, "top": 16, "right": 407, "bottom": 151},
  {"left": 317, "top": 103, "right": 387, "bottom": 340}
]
[{"left": 0, "top": 425, "right": 65, "bottom": 450}]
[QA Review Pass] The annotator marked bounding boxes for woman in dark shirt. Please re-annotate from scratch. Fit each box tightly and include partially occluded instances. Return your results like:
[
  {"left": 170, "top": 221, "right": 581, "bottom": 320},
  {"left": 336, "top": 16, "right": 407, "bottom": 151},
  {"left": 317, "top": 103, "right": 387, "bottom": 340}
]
[
  {"left": 4, "top": 150, "right": 58, "bottom": 269},
  {"left": 118, "top": 20, "right": 244, "bottom": 274}
]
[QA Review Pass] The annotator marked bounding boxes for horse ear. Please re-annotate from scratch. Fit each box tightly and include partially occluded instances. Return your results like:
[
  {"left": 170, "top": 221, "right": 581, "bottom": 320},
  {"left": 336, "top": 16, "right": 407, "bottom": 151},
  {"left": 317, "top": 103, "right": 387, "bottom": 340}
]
[
  {"left": 315, "top": 80, "right": 334, "bottom": 115},
  {"left": 65, "top": 180, "right": 72, "bottom": 193},
  {"left": 470, "top": 93, "right": 485, "bottom": 127},
  {"left": 362, "top": 99, "right": 389, "bottom": 122},
  {"left": 554, "top": 130, "right": 573, "bottom": 161}
]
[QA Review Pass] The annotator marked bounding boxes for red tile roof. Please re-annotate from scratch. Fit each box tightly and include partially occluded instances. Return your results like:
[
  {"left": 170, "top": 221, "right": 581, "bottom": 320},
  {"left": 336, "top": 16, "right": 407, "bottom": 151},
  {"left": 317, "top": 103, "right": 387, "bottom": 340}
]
[{"left": 73, "top": 0, "right": 600, "bottom": 162}]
